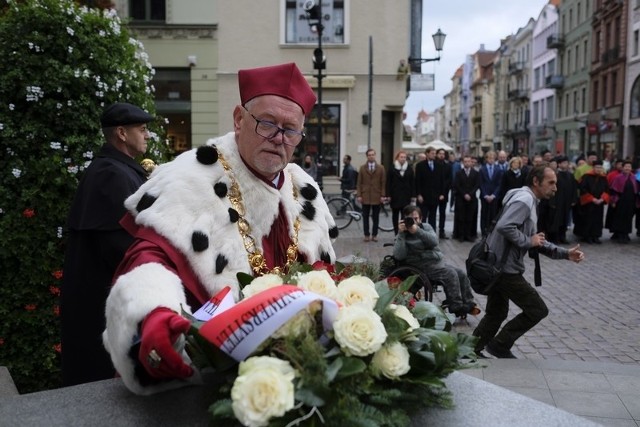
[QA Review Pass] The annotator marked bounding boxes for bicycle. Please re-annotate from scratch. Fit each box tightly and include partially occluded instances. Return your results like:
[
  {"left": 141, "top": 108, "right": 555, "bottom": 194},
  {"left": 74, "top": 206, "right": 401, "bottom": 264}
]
[{"left": 326, "top": 192, "right": 394, "bottom": 232}]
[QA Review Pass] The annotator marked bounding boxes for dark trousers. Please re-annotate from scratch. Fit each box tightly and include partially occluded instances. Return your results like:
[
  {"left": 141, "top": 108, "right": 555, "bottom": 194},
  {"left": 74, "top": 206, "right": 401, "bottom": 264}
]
[
  {"left": 480, "top": 198, "right": 500, "bottom": 236},
  {"left": 421, "top": 202, "right": 437, "bottom": 231},
  {"left": 437, "top": 199, "right": 447, "bottom": 233},
  {"left": 392, "top": 207, "right": 402, "bottom": 235},
  {"left": 362, "top": 204, "right": 381, "bottom": 237},
  {"left": 582, "top": 203, "right": 605, "bottom": 239},
  {"left": 472, "top": 273, "right": 548, "bottom": 352}
]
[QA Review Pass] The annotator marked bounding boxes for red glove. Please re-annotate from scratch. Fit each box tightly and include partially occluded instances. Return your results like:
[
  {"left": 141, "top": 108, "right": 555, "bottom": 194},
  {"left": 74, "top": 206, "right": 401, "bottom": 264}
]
[{"left": 139, "top": 307, "right": 194, "bottom": 379}]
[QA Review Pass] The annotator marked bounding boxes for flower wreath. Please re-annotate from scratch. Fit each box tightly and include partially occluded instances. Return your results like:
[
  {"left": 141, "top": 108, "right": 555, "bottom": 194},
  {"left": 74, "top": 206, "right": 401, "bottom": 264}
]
[{"left": 184, "top": 261, "right": 476, "bottom": 427}]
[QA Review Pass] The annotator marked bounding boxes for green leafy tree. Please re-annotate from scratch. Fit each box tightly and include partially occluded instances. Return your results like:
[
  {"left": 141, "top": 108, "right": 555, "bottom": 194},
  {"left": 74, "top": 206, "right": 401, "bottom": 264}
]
[{"left": 0, "top": 0, "right": 169, "bottom": 392}]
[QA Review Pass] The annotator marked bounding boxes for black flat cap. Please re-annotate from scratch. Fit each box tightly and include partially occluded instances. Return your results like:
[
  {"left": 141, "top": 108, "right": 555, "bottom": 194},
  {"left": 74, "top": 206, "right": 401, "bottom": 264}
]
[{"left": 100, "top": 102, "right": 154, "bottom": 127}]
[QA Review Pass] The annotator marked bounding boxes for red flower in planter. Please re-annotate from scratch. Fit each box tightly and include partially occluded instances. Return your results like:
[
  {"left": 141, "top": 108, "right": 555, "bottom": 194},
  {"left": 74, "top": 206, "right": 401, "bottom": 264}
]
[
  {"left": 53, "top": 305, "right": 60, "bottom": 316},
  {"left": 52, "top": 270, "right": 63, "bottom": 280},
  {"left": 311, "top": 260, "right": 335, "bottom": 274},
  {"left": 25, "top": 304, "right": 37, "bottom": 311},
  {"left": 49, "top": 285, "right": 61, "bottom": 296},
  {"left": 53, "top": 343, "right": 62, "bottom": 353},
  {"left": 22, "top": 208, "right": 36, "bottom": 218},
  {"left": 311, "top": 261, "right": 354, "bottom": 282},
  {"left": 0, "top": 338, "right": 4, "bottom": 346},
  {"left": 386, "top": 276, "right": 402, "bottom": 289}
]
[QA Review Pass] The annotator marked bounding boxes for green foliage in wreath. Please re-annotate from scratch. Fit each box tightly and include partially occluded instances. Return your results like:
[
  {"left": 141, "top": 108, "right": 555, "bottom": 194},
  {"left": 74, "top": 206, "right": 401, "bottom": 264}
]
[{"left": 0, "top": 0, "right": 170, "bottom": 392}]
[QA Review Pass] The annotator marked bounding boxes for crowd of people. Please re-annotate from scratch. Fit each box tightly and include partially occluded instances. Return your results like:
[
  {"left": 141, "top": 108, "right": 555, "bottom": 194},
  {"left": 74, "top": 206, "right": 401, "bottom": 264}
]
[{"left": 337, "top": 147, "right": 640, "bottom": 247}]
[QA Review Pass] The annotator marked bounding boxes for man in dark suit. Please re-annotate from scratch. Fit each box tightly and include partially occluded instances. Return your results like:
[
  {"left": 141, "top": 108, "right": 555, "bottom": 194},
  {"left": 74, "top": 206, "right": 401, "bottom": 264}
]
[
  {"left": 415, "top": 147, "right": 445, "bottom": 231},
  {"left": 62, "top": 102, "right": 154, "bottom": 386},
  {"left": 436, "top": 148, "right": 452, "bottom": 239},
  {"left": 453, "top": 155, "right": 481, "bottom": 241},
  {"left": 479, "top": 151, "right": 504, "bottom": 237}
]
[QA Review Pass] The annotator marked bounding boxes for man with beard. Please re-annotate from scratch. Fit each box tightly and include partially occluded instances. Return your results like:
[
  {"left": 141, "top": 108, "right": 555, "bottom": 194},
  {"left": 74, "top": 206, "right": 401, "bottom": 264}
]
[{"left": 473, "top": 165, "right": 585, "bottom": 358}]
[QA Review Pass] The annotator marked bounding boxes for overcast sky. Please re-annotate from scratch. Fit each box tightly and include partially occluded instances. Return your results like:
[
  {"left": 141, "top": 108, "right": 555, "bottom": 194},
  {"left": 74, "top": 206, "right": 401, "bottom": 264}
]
[{"left": 403, "top": 0, "right": 551, "bottom": 125}]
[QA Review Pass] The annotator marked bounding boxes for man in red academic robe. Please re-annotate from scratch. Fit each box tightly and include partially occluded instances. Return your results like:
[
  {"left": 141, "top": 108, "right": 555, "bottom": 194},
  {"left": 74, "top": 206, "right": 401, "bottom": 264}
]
[{"left": 102, "top": 63, "right": 338, "bottom": 395}]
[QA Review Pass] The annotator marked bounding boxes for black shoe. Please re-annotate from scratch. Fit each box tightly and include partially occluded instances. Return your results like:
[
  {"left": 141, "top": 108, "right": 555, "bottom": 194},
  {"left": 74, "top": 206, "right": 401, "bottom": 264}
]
[
  {"left": 439, "top": 232, "right": 449, "bottom": 239},
  {"left": 592, "top": 238, "right": 602, "bottom": 244},
  {"left": 485, "top": 342, "right": 517, "bottom": 359},
  {"left": 448, "top": 304, "right": 466, "bottom": 318},
  {"left": 558, "top": 238, "right": 569, "bottom": 244},
  {"left": 474, "top": 350, "right": 489, "bottom": 359}
]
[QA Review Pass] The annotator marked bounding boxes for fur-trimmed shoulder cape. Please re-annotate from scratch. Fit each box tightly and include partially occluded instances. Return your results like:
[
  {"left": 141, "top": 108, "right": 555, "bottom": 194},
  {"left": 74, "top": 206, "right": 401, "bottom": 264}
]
[{"left": 103, "top": 132, "right": 338, "bottom": 395}]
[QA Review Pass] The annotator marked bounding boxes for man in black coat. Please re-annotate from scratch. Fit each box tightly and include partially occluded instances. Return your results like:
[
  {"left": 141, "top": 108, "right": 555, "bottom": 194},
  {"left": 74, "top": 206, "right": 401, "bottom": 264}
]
[
  {"left": 415, "top": 147, "right": 446, "bottom": 231},
  {"left": 435, "top": 148, "right": 452, "bottom": 239},
  {"left": 453, "top": 155, "right": 481, "bottom": 242},
  {"left": 61, "top": 102, "right": 154, "bottom": 386}
]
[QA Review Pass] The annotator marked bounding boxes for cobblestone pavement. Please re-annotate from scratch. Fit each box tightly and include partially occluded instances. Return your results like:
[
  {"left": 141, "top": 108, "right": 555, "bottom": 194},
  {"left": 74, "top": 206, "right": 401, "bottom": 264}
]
[{"left": 331, "top": 210, "right": 640, "bottom": 365}]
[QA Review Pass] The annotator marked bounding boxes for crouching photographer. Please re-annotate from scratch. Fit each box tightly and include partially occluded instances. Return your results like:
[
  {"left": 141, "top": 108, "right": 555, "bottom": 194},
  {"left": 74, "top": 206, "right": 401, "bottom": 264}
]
[{"left": 393, "top": 205, "right": 480, "bottom": 317}]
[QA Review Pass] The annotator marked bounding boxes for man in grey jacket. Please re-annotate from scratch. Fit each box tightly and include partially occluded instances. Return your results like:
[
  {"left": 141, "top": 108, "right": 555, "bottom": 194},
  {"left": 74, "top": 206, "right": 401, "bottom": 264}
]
[{"left": 473, "top": 164, "right": 585, "bottom": 358}]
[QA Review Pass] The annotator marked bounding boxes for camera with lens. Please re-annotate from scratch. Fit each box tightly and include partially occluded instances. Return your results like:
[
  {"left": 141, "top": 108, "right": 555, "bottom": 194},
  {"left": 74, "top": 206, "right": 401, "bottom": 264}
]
[{"left": 403, "top": 217, "right": 415, "bottom": 228}]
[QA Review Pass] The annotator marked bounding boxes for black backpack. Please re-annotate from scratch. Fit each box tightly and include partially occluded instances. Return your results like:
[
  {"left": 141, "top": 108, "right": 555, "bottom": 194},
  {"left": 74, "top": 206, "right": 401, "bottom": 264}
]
[
  {"left": 466, "top": 236, "right": 508, "bottom": 295},
  {"left": 465, "top": 208, "right": 511, "bottom": 295}
]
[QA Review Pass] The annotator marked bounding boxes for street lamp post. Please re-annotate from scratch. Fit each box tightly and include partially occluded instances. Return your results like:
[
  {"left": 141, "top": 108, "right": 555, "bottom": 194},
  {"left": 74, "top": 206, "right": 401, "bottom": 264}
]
[
  {"left": 305, "top": 1, "right": 326, "bottom": 190},
  {"left": 408, "top": 28, "right": 446, "bottom": 67}
]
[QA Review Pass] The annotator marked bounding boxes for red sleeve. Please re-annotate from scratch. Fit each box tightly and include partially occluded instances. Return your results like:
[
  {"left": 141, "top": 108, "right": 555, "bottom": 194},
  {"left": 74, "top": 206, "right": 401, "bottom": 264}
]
[
  {"left": 579, "top": 193, "right": 595, "bottom": 206},
  {"left": 112, "top": 222, "right": 211, "bottom": 306},
  {"left": 113, "top": 238, "right": 179, "bottom": 283}
]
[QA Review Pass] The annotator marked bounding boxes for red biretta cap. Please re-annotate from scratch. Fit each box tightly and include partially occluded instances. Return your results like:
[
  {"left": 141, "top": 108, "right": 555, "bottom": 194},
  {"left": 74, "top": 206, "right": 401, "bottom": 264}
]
[{"left": 238, "top": 63, "right": 317, "bottom": 116}]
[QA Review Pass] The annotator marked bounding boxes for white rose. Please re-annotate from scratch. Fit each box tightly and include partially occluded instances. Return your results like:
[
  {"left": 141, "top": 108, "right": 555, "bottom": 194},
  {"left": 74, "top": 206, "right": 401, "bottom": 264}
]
[
  {"left": 371, "top": 341, "right": 411, "bottom": 379},
  {"left": 296, "top": 270, "right": 338, "bottom": 299},
  {"left": 333, "top": 305, "right": 387, "bottom": 357},
  {"left": 390, "top": 304, "right": 420, "bottom": 331},
  {"left": 241, "top": 274, "right": 283, "bottom": 299},
  {"left": 231, "top": 356, "right": 296, "bottom": 427},
  {"left": 336, "top": 275, "right": 379, "bottom": 309}
]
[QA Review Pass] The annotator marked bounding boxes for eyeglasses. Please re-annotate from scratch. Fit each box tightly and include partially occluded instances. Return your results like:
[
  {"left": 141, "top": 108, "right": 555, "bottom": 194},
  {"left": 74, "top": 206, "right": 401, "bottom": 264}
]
[{"left": 243, "top": 106, "right": 305, "bottom": 146}]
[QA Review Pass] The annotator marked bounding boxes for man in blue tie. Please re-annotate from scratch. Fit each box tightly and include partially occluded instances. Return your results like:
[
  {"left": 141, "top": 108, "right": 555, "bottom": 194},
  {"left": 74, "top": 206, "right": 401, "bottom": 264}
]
[{"left": 479, "top": 151, "right": 503, "bottom": 237}]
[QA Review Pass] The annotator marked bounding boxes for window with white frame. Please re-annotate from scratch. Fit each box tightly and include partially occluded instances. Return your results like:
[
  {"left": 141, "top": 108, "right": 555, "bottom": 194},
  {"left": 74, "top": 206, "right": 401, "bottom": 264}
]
[{"left": 284, "top": 1, "right": 345, "bottom": 45}]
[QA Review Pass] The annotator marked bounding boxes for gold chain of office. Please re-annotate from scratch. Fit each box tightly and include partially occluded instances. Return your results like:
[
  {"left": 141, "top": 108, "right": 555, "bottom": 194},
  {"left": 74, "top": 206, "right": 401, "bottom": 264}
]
[{"left": 217, "top": 152, "right": 300, "bottom": 276}]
